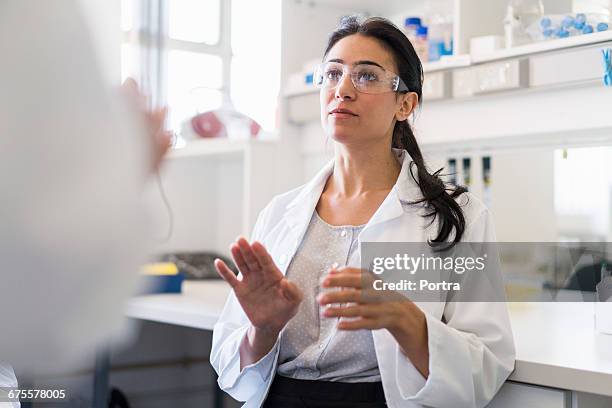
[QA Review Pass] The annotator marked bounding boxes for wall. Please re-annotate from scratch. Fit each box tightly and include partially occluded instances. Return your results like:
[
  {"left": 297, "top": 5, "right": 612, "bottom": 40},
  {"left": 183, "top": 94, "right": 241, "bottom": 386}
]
[{"left": 490, "top": 150, "right": 557, "bottom": 241}]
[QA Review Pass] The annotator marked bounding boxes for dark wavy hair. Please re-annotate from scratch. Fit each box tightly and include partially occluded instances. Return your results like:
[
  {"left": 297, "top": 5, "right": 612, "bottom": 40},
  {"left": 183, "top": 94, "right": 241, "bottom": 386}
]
[{"left": 324, "top": 15, "right": 468, "bottom": 248}]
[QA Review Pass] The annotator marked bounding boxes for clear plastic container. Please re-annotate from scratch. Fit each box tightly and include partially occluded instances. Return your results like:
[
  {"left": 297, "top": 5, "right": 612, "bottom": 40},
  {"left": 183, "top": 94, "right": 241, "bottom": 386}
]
[
  {"left": 573, "top": 0, "right": 611, "bottom": 33},
  {"left": 504, "top": 0, "right": 545, "bottom": 48},
  {"left": 573, "top": 0, "right": 611, "bottom": 21},
  {"left": 426, "top": 0, "right": 454, "bottom": 61},
  {"left": 414, "top": 26, "right": 429, "bottom": 62}
]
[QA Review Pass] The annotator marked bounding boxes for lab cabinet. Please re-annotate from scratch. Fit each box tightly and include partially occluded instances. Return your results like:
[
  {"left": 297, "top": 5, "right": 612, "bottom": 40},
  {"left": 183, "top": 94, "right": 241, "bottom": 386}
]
[
  {"left": 150, "top": 139, "right": 283, "bottom": 257},
  {"left": 423, "top": 71, "right": 453, "bottom": 100},
  {"left": 488, "top": 381, "right": 570, "bottom": 408},
  {"left": 529, "top": 42, "right": 612, "bottom": 87}
]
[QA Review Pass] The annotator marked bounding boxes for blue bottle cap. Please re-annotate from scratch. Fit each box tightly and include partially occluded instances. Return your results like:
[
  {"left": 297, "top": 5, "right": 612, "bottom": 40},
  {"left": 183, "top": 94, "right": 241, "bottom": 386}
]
[
  {"left": 558, "top": 29, "right": 570, "bottom": 38},
  {"left": 543, "top": 28, "right": 554, "bottom": 37},
  {"left": 575, "top": 21, "right": 585, "bottom": 30},
  {"left": 597, "top": 22, "right": 609, "bottom": 32},
  {"left": 405, "top": 17, "right": 422, "bottom": 27},
  {"left": 540, "top": 17, "right": 552, "bottom": 28},
  {"left": 575, "top": 13, "right": 587, "bottom": 24},
  {"left": 416, "top": 26, "right": 428, "bottom": 36},
  {"left": 583, "top": 25, "right": 594, "bottom": 34}
]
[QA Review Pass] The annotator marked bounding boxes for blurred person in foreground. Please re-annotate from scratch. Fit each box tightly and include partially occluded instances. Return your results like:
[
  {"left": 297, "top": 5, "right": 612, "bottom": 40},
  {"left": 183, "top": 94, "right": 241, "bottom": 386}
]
[{"left": 0, "top": 0, "right": 171, "bottom": 391}]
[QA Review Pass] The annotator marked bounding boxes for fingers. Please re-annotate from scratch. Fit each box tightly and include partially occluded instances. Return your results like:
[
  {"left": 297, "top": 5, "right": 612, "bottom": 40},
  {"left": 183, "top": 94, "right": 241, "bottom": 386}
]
[
  {"left": 230, "top": 243, "right": 251, "bottom": 275},
  {"left": 236, "top": 237, "right": 262, "bottom": 272},
  {"left": 322, "top": 303, "right": 384, "bottom": 318},
  {"left": 120, "top": 77, "right": 139, "bottom": 96},
  {"left": 120, "top": 77, "right": 147, "bottom": 110},
  {"left": 152, "top": 129, "right": 172, "bottom": 171},
  {"left": 214, "top": 259, "right": 239, "bottom": 288},
  {"left": 229, "top": 237, "right": 276, "bottom": 280},
  {"left": 317, "top": 288, "right": 361, "bottom": 305},
  {"left": 251, "top": 241, "right": 278, "bottom": 271},
  {"left": 337, "top": 317, "right": 384, "bottom": 331},
  {"left": 321, "top": 268, "right": 362, "bottom": 289},
  {"left": 322, "top": 303, "right": 387, "bottom": 331}
]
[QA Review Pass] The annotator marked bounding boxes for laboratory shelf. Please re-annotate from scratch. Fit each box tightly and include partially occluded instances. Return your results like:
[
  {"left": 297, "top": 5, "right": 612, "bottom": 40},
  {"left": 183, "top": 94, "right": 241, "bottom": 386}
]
[
  {"left": 167, "top": 138, "right": 278, "bottom": 159},
  {"left": 283, "top": 31, "right": 612, "bottom": 101},
  {"left": 472, "top": 30, "right": 612, "bottom": 64},
  {"left": 283, "top": 83, "right": 317, "bottom": 98},
  {"left": 298, "top": 0, "right": 419, "bottom": 15},
  {"left": 423, "top": 54, "right": 472, "bottom": 72}
]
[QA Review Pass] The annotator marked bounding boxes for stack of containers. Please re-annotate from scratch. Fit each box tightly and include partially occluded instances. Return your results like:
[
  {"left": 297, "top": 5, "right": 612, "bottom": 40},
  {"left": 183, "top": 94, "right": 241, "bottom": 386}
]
[
  {"left": 403, "top": 0, "right": 454, "bottom": 63},
  {"left": 426, "top": 0, "right": 454, "bottom": 62}
]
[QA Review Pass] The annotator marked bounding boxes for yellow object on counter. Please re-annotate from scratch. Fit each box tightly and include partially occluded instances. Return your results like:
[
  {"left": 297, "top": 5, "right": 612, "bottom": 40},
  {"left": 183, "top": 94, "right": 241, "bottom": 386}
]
[{"left": 141, "top": 262, "right": 179, "bottom": 276}]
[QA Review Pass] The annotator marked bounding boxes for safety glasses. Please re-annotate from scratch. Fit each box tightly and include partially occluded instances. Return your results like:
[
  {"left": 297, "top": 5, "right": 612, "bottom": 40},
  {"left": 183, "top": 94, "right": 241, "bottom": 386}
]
[{"left": 314, "top": 61, "right": 409, "bottom": 94}]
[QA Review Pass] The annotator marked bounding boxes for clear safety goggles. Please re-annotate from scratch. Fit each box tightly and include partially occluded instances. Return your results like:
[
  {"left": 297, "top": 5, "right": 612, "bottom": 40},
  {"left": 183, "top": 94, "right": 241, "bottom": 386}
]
[{"left": 314, "top": 61, "right": 409, "bottom": 94}]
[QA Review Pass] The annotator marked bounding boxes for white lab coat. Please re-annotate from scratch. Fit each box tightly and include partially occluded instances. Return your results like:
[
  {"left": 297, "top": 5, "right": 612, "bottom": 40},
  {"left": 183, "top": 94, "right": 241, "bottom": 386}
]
[{"left": 211, "top": 149, "right": 516, "bottom": 408}]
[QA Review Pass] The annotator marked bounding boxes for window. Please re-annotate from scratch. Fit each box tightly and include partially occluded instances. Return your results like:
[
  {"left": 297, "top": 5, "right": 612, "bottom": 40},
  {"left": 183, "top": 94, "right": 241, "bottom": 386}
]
[
  {"left": 168, "top": 0, "right": 220, "bottom": 44},
  {"left": 554, "top": 146, "right": 612, "bottom": 239},
  {"left": 121, "top": 0, "right": 281, "bottom": 138}
]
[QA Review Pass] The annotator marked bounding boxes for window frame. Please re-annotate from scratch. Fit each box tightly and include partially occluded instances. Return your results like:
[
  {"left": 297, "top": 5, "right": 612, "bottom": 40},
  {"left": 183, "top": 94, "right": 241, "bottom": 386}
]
[{"left": 121, "top": 0, "right": 232, "bottom": 109}]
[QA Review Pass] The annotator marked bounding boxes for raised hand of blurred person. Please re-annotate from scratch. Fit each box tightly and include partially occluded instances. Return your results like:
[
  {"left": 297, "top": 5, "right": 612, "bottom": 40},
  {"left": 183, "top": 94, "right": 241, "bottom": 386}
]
[{"left": 121, "top": 78, "right": 172, "bottom": 172}]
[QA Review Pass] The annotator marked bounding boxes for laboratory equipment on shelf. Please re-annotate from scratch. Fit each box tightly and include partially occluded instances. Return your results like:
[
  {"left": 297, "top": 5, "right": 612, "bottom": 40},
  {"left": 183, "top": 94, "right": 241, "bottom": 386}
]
[
  {"left": 462, "top": 157, "right": 472, "bottom": 190},
  {"left": 447, "top": 158, "right": 457, "bottom": 185},
  {"left": 414, "top": 26, "right": 429, "bottom": 63},
  {"left": 504, "top": 0, "right": 545, "bottom": 48},
  {"left": 403, "top": 17, "right": 422, "bottom": 45},
  {"left": 538, "top": 13, "right": 609, "bottom": 39},
  {"left": 573, "top": 0, "right": 612, "bottom": 22},
  {"left": 425, "top": 0, "right": 454, "bottom": 61}
]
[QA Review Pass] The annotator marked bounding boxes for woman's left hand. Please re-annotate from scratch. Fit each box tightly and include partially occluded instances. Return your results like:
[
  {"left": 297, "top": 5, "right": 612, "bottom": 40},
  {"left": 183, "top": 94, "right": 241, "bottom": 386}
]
[{"left": 317, "top": 267, "right": 430, "bottom": 378}]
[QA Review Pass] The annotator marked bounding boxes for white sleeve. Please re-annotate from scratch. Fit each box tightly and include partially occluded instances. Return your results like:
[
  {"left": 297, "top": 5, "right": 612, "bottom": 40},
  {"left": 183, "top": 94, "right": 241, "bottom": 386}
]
[
  {"left": 0, "top": 0, "right": 149, "bottom": 373},
  {"left": 396, "top": 209, "right": 516, "bottom": 407},
  {"left": 210, "top": 200, "right": 281, "bottom": 402}
]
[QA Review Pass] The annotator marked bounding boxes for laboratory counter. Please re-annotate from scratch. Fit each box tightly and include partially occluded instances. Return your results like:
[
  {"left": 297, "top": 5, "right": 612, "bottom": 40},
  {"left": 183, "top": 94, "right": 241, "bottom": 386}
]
[{"left": 124, "top": 281, "right": 612, "bottom": 405}]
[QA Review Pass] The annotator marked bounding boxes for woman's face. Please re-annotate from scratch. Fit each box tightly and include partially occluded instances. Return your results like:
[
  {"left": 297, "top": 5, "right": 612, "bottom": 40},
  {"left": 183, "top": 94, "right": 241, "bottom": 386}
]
[{"left": 320, "top": 34, "right": 415, "bottom": 147}]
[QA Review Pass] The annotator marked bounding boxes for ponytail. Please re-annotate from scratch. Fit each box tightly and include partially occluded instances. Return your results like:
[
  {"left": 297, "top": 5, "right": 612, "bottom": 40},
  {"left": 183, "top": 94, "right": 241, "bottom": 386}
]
[{"left": 393, "top": 121, "right": 468, "bottom": 249}]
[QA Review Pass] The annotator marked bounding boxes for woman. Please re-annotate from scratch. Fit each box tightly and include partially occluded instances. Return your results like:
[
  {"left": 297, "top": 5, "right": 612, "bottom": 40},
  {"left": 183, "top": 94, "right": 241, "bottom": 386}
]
[{"left": 211, "top": 16, "right": 515, "bottom": 408}]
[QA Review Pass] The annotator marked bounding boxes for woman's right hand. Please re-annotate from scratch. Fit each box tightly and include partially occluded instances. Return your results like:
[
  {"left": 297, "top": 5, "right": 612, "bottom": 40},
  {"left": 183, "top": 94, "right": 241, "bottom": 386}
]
[{"left": 214, "top": 237, "right": 303, "bottom": 336}]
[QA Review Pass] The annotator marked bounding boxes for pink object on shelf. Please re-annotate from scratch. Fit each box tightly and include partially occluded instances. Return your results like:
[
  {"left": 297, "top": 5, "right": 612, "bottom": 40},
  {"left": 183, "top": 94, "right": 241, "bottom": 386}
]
[
  {"left": 191, "top": 111, "right": 225, "bottom": 138},
  {"left": 189, "top": 110, "right": 262, "bottom": 139}
]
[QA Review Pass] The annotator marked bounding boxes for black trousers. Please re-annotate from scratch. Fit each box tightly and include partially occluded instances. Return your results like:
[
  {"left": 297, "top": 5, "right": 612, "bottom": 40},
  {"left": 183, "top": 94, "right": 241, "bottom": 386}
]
[{"left": 262, "top": 375, "right": 387, "bottom": 408}]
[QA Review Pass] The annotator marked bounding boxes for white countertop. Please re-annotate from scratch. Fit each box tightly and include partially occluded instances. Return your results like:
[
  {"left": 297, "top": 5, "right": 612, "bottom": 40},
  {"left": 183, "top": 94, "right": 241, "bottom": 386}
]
[
  {"left": 508, "top": 302, "right": 612, "bottom": 396},
  {"left": 125, "top": 281, "right": 612, "bottom": 396},
  {"left": 125, "top": 280, "right": 230, "bottom": 330}
]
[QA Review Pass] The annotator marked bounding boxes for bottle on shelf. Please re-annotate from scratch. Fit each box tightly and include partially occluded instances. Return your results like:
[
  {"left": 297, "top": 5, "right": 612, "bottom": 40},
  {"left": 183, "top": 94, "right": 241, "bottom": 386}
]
[
  {"left": 425, "top": 0, "right": 454, "bottom": 61},
  {"left": 504, "top": 0, "right": 545, "bottom": 48},
  {"left": 447, "top": 158, "right": 457, "bottom": 185},
  {"left": 462, "top": 157, "right": 471, "bottom": 190},
  {"left": 414, "top": 26, "right": 429, "bottom": 63},
  {"left": 482, "top": 156, "right": 492, "bottom": 208},
  {"left": 404, "top": 17, "right": 423, "bottom": 46}
]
